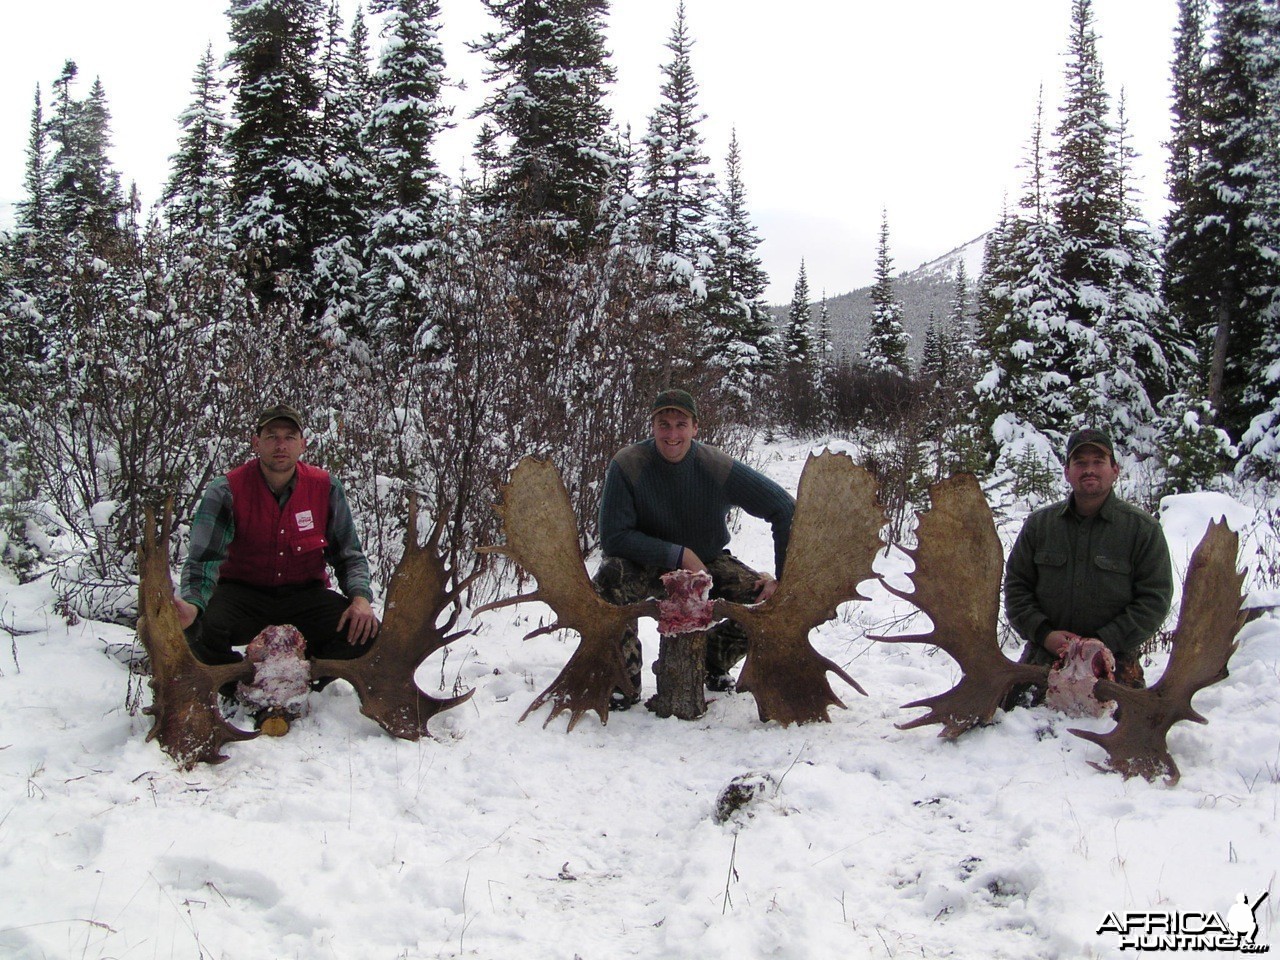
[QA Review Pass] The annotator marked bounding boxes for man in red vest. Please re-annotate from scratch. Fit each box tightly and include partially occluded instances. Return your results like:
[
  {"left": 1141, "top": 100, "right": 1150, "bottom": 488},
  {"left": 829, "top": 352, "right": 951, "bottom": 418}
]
[{"left": 173, "top": 405, "right": 380, "bottom": 666}]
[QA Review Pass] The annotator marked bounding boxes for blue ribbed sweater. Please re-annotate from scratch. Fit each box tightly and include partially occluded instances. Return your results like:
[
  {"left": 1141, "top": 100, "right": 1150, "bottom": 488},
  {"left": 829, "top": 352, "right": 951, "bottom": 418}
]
[{"left": 598, "top": 439, "right": 795, "bottom": 575}]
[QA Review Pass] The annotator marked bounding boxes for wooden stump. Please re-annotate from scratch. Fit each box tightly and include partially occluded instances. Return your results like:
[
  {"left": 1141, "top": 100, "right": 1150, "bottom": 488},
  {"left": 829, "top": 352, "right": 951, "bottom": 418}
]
[{"left": 645, "top": 631, "right": 708, "bottom": 720}]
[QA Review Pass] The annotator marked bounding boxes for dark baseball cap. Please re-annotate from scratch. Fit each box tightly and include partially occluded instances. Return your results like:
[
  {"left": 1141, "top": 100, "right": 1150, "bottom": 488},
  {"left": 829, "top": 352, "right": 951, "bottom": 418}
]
[
  {"left": 652, "top": 388, "right": 698, "bottom": 420},
  {"left": 1065, "top": 427, "right": 1113, "bottom": 461},
  {"left": 255, "top": 404, "right": 305, "bottom": 433}
]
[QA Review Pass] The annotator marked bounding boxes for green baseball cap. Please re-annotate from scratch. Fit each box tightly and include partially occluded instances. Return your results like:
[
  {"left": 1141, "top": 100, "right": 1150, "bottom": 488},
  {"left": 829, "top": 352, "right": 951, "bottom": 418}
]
[{"left": 652, "top": 388, "right": 698, "bottom": 420}]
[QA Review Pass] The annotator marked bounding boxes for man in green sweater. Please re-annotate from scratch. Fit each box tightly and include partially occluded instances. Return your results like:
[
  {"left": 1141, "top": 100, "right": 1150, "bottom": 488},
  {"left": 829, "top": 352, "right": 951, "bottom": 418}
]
[
  {"left": 594, "top": 389, "right": 796, "bottom": 707},
  {"left": 1003, "top": 427, "right": 1174, "bottom": 707}
]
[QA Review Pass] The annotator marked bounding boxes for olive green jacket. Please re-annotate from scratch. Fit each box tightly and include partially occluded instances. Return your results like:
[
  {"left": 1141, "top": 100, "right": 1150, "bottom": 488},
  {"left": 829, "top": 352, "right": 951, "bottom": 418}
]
[{"left": 1004, "top": 492, "right": 1173, "bottom": 658}]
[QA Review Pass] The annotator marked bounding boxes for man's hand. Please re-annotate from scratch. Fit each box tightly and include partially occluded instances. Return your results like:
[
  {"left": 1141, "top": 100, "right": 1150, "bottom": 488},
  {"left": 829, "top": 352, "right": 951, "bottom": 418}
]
[
  {"left": 754, "top": 574, "right": 779, "bottom": 602},
  {"left": 173, "top": 596, "right": 199, "bottom": 630},
  {"left": 1043, "top": 629, "right": 1082, "bottom": 658},
  {"left": 679, "top": 548, "right": 708, "bottom": 574},
  {"left": 337, "top": 596, "right": 380, "bottom": 646}
]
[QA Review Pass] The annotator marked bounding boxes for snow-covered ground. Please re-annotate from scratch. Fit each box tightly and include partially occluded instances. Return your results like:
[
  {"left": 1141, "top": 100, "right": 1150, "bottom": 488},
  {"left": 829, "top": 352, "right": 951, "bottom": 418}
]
[{"left": 1, "top": 439, "right": 1276, "bottom": 959}]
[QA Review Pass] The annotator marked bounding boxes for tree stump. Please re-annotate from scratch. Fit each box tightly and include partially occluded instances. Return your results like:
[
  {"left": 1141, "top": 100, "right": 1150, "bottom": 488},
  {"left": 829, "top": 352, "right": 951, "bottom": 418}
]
[{"left": 645, "top": 630, "right": 708, "bottom": 720}]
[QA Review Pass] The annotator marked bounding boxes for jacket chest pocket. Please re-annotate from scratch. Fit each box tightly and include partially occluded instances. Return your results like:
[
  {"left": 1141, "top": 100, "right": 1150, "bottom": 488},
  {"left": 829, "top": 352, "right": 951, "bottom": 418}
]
[
  {"left": 289, "top": 533, "right": 328, "bottom": 556},
  {"left": 1033, "top": 550, "right": 1069, "bottom": 602},
  {"left": 1093, "top": 554, "right": 1133, "bottom": 607}
]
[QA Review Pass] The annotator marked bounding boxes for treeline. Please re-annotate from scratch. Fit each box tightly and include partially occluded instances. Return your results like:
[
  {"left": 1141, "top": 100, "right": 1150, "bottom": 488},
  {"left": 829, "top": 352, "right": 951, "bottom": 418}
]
[
  {"left": 771, "top": 0, "right": 1279, "bottom": 500},
  {"left": 0, "top": 0, "right": 780, "bottom": 618},
  {"left": 0, "top": 0, "right": 1277, "bottom": 620}
]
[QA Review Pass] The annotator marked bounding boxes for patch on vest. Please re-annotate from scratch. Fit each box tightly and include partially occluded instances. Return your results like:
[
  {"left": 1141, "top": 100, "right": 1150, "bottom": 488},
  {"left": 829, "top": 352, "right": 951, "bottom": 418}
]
[{"left": 295, "top": 509, "right": 315, "bottom": 532}]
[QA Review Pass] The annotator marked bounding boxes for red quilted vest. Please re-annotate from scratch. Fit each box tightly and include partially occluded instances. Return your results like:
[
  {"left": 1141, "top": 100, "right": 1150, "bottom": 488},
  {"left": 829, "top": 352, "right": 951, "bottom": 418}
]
[{"left": 218, "top": 460, "right": 332, "bottom": 589}]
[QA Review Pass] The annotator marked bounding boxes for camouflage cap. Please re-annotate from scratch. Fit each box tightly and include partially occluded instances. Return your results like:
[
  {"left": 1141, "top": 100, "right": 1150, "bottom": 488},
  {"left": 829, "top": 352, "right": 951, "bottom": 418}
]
[{"left": 255, "top": 404, "right": 305, "bottom": 434}]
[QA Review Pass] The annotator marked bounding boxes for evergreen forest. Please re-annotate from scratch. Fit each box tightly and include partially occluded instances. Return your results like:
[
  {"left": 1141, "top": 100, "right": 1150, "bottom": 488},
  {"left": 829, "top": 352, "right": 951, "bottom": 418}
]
[{"left": 0, "top": 0, "right": 1277, "bottom": 619}]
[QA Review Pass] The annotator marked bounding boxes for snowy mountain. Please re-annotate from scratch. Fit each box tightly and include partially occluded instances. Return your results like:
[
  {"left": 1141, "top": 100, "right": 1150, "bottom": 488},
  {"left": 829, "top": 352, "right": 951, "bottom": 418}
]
[{"left": 771, "top": 232, "right": 989, "bottom": 362}]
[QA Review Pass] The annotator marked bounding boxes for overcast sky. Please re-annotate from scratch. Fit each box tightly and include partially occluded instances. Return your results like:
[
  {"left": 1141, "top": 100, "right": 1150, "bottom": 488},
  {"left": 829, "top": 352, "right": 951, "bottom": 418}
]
[{"left": 0, "top": 0, "right": 1179, "bottom": 305}]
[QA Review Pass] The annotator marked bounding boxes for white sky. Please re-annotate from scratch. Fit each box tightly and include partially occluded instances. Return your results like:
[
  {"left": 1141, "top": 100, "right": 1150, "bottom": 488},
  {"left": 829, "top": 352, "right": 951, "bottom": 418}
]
[{"left": 0, "top": 0, "right": 1179, "bottom": 305}]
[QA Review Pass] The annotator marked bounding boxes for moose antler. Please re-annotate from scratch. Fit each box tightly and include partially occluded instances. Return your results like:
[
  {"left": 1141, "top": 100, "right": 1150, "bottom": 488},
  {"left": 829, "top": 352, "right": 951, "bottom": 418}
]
[
  {"left": 475, "top": 457, "right": 657, "bottom": 731},
  {"left": 1069, "top": 519, "right": 1245, "bottom": 784},
  {"left": 137, "top": 502, "right": 256, "bottom": 768},
  {"left": 714, "top": 451, "right": 885, "bottom": 725},
  {"left": 311, "top": 494, "right": 480, "bottom": 740},
  {"left": 871, "top": 473, "right": 1048, "bottom": 738}
]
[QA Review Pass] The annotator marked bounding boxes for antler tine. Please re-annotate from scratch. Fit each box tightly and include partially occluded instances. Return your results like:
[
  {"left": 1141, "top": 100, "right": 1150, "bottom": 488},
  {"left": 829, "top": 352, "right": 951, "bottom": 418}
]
[
  {"left": 716, "top": 451, "right": 884, "bottom": 726},
  {"left": 137, "top": 500, "right": 256, "bottom": 768},
  {"left": 871, "top": 473, "right": 1048, "bottom": 739},
  {"left": 311, "top": 493, "right": 476, "bottom": 740},
  {"left": 1069, "top": 519, "right": 1245, "bottom": 784},
  {"left": 477, "top": 457, "right": 655, "bottom": 730}
]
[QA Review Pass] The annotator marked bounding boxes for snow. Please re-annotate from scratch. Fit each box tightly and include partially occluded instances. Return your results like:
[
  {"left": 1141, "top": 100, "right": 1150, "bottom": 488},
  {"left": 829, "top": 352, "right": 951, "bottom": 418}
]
[{"left": 1, "top": 438, "right": 1276, "bottom": 959}]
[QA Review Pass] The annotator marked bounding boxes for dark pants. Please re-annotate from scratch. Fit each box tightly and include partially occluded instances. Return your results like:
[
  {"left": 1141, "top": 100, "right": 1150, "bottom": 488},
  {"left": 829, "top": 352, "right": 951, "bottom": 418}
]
[
  {"left": 591, "top": 553, "right": 762, "bottom": 697},
  {"left": 185, "top": 580, "right": 370, "bottom": 665},
  {"left": 1001, "top": 638, "right": 1146, "bottom": 710}
]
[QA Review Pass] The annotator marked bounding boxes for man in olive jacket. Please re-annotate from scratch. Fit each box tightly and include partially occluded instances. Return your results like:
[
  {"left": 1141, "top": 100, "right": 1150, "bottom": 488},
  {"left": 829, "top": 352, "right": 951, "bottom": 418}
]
[{"left": 1003, "top": 428, "right": 1173, "bottom": 706}]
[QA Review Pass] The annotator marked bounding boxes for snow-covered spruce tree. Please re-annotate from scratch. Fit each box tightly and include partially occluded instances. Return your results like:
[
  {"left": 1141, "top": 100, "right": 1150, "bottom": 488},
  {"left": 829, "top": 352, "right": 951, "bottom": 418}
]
[
  {"left": 600, "top": 122, "right": 644, "bottom": 244},
  {"left": 311, "top": 0, "right": 374, "bottom": 348},
  {"left": 1157, "top": 390, "right": 1237, "bottom": 494},
  {"left": 361, "top": 0, "right": 451, "bottom": 357},
  {"left": 160, "top": 45, "right": 231, "bottom": 238},
  {"left": 702, "top": 129, "right": 776, "bottom": 411},
  {"left": 1074, "top": 90, "right": 1169, "bottom": 452},
  {"left": 814, "top": 292, "right": 834, "bottom": 404},
  {"left": 1162, "top": 0, "right": 1213, "bottom": 386},
  {"left": 1048, "top": 0, "right": 1164, "bottom": 451},
  {"left": 974, "top": 95, "right": 1075, "bottom": 464},
  {"left": 16, "top": 87, "right": 48, "bottom": 242},
  {"left": 472, "top": 0, "right": 618, "bottom": 243},
  {"left": 1052, "top": 0, "right": 1122, "bottom": 341},
  {"left": 635, "top": 1, "right": 729, "bottom": 398},
  {"left": 918, "top": 262, "right": 984, "bottom": 478},
  {"left": 861, "top": 210, "right": 909, "bottom": 375},
  {"left": 1184, "top": 0, "right": 1280, "bottom": 468},
  {"left": 783, "top": 259, "right": 813, "bottom": 372},
  {"left": 774, "top": 259, "right": 821, "bottom": 431},
  {"left": 45, "top": 64, "right": 128, "bottom": 244},
  {"left": 225, "top": 0, "right": 325, "bottom": 303},
  {"left": 641, "top": 1, "right": 717, "bottom": 309},
  {"left": 1235, "top": 0, "right": 1280, "bottom": 477}
]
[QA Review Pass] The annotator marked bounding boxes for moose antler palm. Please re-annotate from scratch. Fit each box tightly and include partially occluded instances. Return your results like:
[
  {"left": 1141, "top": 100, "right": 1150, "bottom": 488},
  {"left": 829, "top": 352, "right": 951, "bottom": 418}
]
[
  {"left": 475, "top": 457, "right": 658, "bottom": 730},
  {"left": 714, "top": 451, "right": 886, "bottom": 725},
  {"left": 137, "top": 503, "right": 257, "bottom": 768},
  {"left": 311, "top": 493, "right": 480, "bottom": 740},
  {"left": 138, "top": 494, "right": 478, "bottom": 766},
  {"left": 1069, "top": 519, "right": 1245, "bottom": 784},
  {"left": 871, "top": 473, "right": 1048, "bottom": 738}
]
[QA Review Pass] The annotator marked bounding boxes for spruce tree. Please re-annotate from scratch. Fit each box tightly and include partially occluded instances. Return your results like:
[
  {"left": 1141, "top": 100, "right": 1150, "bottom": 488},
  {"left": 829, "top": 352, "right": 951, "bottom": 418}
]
[
  {"left": 1174, "top": 0, "right": 1280, "bottom": 449},
  {"left": 161, "top": 46, "right": 231, "bottom": 237},
  {"left": 642, "top": 1, "right": 717, "bottom": 291},
  {"left": 312, "top": 0, "right": 374, "bottom": 344},
  {"left": 1052, "top": 0, "right": 1122, "bottom": 325},
  {"left": 225, "top": 0, "right": 325, "bottom": 296},
  {"left": 703, "top": 130, "right": 775, "bottom": 403},
  {"left": 16, "top": 87, "right": 48, "bottom": 240},
  {"left": 975, "top": 98, "right": 1074, "bottom": 444},
  {"left": 473, "top": 0, "right": 617, "bottom": 239},
  {"left": 1163, "top": 0, "right": 1212, "bottom": 350},
  {"left": 861, "top": 211, "right": 909, "bottom": 375},
  {"left": 1231, "top": 0, "right": 1280, "bottom": 474},
  {"left": 784, "top": 259, "right": 813, "bottom": 372},
  {"left": 45, "top": 63, "right": 128, "bottom": 243},
  {"left": 361, "top": 0, "right": 451, "bottom": 351}
]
